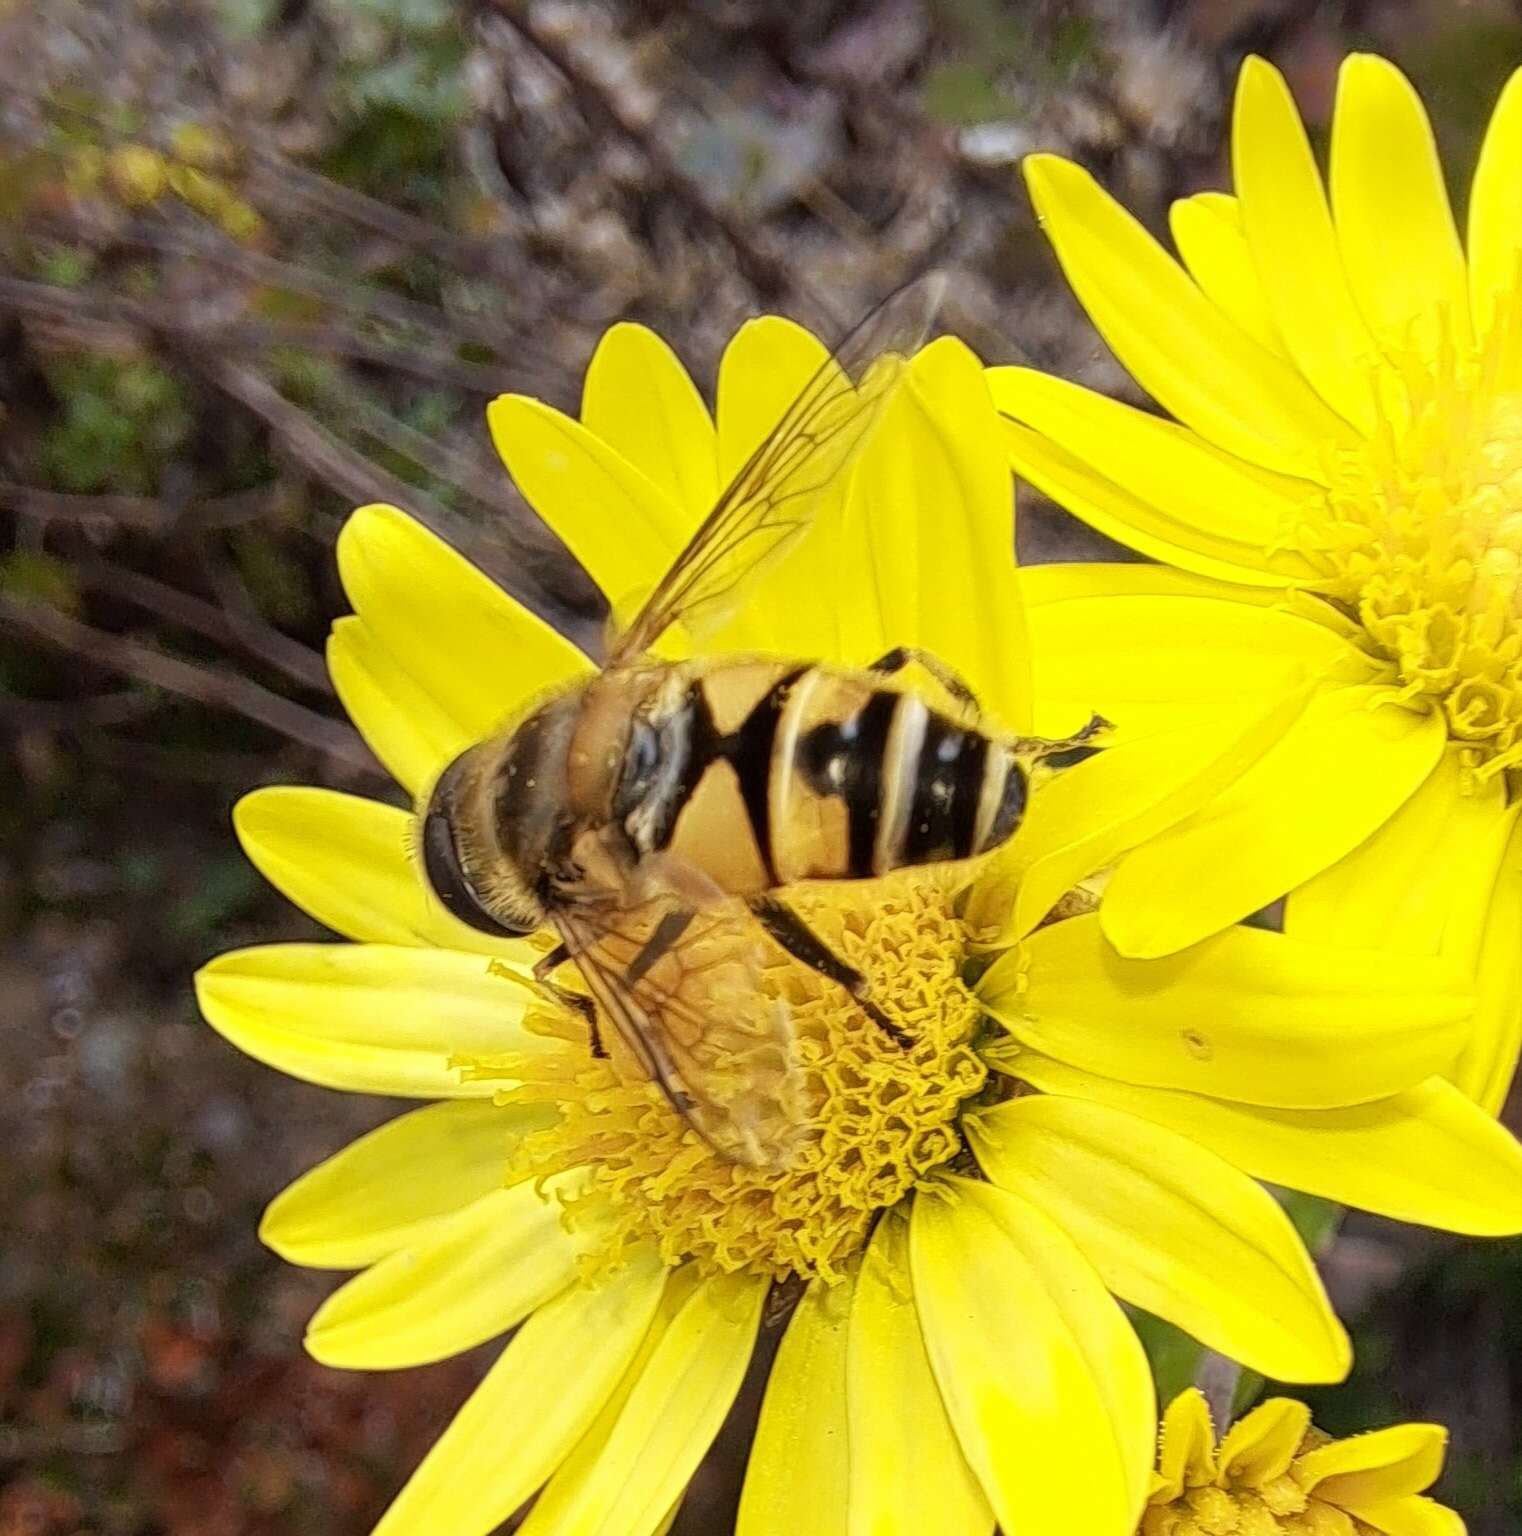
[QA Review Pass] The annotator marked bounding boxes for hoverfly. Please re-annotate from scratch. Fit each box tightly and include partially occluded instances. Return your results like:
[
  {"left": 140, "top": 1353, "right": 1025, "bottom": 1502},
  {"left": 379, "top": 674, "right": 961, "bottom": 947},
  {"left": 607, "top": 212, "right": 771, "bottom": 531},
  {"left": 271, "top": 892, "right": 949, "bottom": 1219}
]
[{"left": 420, "top": 276, "right": 1098, "bottom": 1168}]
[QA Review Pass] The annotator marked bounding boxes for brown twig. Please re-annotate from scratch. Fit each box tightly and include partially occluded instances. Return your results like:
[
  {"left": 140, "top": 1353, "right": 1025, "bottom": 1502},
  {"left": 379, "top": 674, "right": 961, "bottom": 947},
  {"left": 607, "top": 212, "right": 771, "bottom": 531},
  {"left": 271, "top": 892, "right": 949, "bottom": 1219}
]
[
  {"left": 0, "top": 270, "right": 530, "bottom": 395},
  {"left": 489, "top": 0, "right": 793, "bottom": 298},
  {"left": 0, "top": 593, "right": 378, "bottom": 775},
  {"left": 112, "top": 223, "right": 512, "bottom": 356},
  {"left": 245, "top": 145, "right": 516, "bottom": 279},
  {"left": 193, "top": 357, "right": 472, "bottom": 546},
  {"left": 80, "top": 560, "right": 331, "bottom": 696},
  {"left": 330, "top": 382, "right": 526, "bottom": 518},
  {"left": 197, "top": 359, "right": 573, "bottom": 616},
  {"left": 0, "top": 689, "right": 160, "bottom": 731},
  {"left": 0, "top": 481, "right": 281, "bottom": 533},
  {"left": 218, "top": 320, "right": 524, "bottom": 394}
]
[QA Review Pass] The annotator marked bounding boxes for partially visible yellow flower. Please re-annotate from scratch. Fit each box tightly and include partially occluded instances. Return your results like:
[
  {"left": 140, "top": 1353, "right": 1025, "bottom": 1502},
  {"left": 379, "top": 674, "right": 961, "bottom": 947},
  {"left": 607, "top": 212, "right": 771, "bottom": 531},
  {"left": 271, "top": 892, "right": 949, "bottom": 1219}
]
[
  {"left": 992, "top": 55, "right": 1522, "bottom": 1109},
  {"left": 1143, "top": 1388, "right": 1462, "bottom": 1535},
  {"left": 195, "top": 317, "right": 1522, "bottom": 1536}
]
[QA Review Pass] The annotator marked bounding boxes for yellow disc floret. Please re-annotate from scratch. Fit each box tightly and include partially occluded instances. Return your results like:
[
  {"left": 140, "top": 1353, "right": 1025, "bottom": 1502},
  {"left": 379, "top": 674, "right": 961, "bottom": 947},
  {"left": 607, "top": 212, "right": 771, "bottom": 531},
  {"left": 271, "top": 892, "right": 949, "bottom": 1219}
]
[
  {"left": 464, "top": 876, "right": 985, "bottom": 1283},
  {"left": 1311, "top": 278, "right": 1522, "bottom": 776},
  {"left": 1142, "top": 1389, "right": 1456, "bottom": 1536}
]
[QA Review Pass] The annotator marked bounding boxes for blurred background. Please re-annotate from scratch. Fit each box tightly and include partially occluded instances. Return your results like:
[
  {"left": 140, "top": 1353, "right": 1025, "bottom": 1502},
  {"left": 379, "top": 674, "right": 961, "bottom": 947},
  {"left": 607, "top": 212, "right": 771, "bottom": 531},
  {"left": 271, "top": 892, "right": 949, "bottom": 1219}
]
[{"left": 2, "top": 0, "right": 1520, "bottom": 1531}]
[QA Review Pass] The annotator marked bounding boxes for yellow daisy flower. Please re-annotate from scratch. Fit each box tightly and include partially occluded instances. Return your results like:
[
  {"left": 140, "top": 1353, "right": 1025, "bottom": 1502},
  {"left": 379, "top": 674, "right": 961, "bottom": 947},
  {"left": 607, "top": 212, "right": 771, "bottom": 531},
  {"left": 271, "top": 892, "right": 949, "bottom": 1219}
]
[
  {"left": 1142, "top": 1388, "right": 1462, "bottom": 1535},
  {"left": 196, "top": 319, "right": 1522, "bottom": 1536},
  {"left": 991, "top": 55, "right": 1522, "bottom": 1106}
]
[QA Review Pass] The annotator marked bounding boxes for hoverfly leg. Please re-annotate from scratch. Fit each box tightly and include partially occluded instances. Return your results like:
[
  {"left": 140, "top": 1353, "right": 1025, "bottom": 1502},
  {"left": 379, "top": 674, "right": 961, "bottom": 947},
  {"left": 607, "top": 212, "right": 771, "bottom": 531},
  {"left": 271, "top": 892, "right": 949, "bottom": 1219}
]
[
  {"left": 1010, "top": 712, "right": 1112, "bottom": 770},
  {"left": 626, "top": 908, "right": 696, "bottom": 985},
  {"left": 751, "top": 896, "right": 912, "bottom": 1048},
  {"left": 532, "top": 942, "right": 607, "bottom": 1057},
  {"left": 868, "top": 646, "right": 981, "bottom": 717}
]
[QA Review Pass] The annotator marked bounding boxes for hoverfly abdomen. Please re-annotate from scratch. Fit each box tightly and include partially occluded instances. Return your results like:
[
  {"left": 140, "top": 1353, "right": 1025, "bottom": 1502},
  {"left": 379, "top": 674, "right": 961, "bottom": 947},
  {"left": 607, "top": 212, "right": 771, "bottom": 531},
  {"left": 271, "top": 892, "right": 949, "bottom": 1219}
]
[
  {"left": 758, "top": 667, "right": 1030, "bottom": 884},
  {"left": 901, "top": 708, "right": 999, "bottom": 865}
]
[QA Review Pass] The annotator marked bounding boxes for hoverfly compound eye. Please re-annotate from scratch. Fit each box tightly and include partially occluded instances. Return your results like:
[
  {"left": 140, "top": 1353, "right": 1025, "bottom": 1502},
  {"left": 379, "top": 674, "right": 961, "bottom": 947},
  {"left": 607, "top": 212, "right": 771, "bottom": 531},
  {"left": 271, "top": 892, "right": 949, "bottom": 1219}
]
[{"left": 420, "top": 803, "right": 533, "bottom": 937}]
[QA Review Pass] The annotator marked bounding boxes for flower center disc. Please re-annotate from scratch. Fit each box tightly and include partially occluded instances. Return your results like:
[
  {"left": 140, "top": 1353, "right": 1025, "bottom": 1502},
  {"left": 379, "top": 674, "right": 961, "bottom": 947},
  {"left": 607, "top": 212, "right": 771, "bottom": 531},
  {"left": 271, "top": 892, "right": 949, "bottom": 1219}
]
[
  {"left": 1312, "top": 291, "right": 1522, "bottom": 773},
  {"left": 506, "top": 878, "right": 985, "bottom": 1282}
]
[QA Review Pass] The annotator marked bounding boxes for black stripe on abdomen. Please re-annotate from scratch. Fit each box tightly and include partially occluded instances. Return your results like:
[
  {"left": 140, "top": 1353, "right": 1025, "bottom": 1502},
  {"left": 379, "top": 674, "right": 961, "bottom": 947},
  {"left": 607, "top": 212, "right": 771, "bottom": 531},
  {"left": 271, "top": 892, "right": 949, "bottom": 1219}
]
[
  {"left": 727, "top": 666, "right": 810, "bottom": 881},
  {"left": 978, "top": 750, "right": 1028, "bottom": 854},
  {"left": 800, "top": 689, "right": 900, "bottom": 878},
  {"left": 902, "top": 718, "right": 988, "bottom": 865}
]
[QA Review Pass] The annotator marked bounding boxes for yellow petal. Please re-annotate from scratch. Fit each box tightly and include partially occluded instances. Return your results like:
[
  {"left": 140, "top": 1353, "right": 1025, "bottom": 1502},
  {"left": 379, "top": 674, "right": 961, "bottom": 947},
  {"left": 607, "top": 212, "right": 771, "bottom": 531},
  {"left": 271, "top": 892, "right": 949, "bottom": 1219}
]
[
  {"left": 518, "top": 1266, "right": 696, "bottom": 1536},
  {"left": 1338, "top": 1496, "right": 1466, "bottom": 1536},
  {"left": 1331, "top": 55, "right": 1470, "bottom": 357},
  {"left": 1004, "top": 420, "right": 1299, "bottom": 591},
  {"left": 1020, "top": 579, "right": 1365, "bottom": 741},
  {"left": 581, "top": 323, "right": 717, "bottom": 518},
  {"left": 1284, "top": 750, "right": 1515, "bottom": 960},
  {"left": 1003, "top": 1051, "right": 1522, "bottom": 1238},
  {"left": 1468, "top": 66, "right": 1522, "bottom": 337},
  {"left": 1232, "top": 57, "right": 1378, "bottom": 431},
  {"left": 233, "top": 786, "right": 539, "bottom": 955},
  {"left": 195, "top": 942, "right": 547, "bottom": 1098},
  {"left": 994, "top": 370, "right": 1322, "bottom": 584},
  {"left": 1153, "top": 1389, "right": 1218, "bottom": 1501},
  {"left": 1296, "top": 1423, "right": 1447, "bottom": 1501},
  {"left": 521, "top": 1267, "right": 767, "bottom": 1536},
  {"left": 337, "top": 503, "right": 590, "bottom": 750},
  {"left": 261, "top": 1099, "right": 555, "bottom": 1268},
  {"left": 305, "top": 1173, "right": 598, "bottom": 1368},
  {"left": 236, "top": 786, "right": 423, "bottom": 945},
  {"left": 371, "top": 1251, "right": 668, "bottom": 1536},
  {"left": 1022, "top": 560, "right": 1286, "bottom": 608},
  {"left": 1216, "top": 1398, "right": 1311, "bottom": 1485},
  {"left": 910, "top": 1177, "right": 1154, "bottom": 1534},
  {"left": 1168, "top": 192, "right": 1281, "bottom": 353},
  {"left": 983, "top": 914, "right": 1470, "bottom": 1109},
  {"left": 1102, "top": 685, "right": 1447, "bottom": 957},
  {"left": 487, "top": 394, "right": 691, "bottom": 610},
  {"left": 737, "top": 1275, "right": 852, "bottom": 1536},
  {"left": 1450, "top": 815, "right": 1522, "bottom": 1113},
  {"left": 972, "top": 685, "right": 1319, "bottom": 947},
  {"left": 846, "top": 338, "right": 1030, "bottom": 731},
  {"left": 674, "top": 316, "right": 860, "bottom": 660},
  {"left": 715, "top": 315, "right": 831, "bottom": 485},
  {"left": 969, "top": 1095, "right": 1348, "bottom": 1382},
  {"left": 1022, "top": 153, "right": 1353, "bottom": 478},
  {"left": 328, "top": 616, "right": 476, "bottom": 795},
  {"left": 845, "top": 1212, "right": 993, "bottom": 1536}
]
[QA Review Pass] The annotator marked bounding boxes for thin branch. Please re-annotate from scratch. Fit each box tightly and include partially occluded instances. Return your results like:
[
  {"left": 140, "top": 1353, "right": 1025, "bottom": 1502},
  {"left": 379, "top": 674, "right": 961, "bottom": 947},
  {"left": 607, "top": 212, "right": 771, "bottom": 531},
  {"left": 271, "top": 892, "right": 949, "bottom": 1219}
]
[
  {"left": 110, "top": 223, "right": 509, "bottom": 355},
  {"left": 0, "top": 593, "right": 378, "bottom": 776},
  {"left": 0, "top": 277, "right": 569, "bottom": 613},
  {"left": 489, "top": 0, "right": 793, "bottom": 298},
  {"left": 245, "top": 145, "right": 516, "bottom": 279},
  {"left": 0, "top": 272, "right": 167, "bottom": 334},
  {"left": 0, "top": 689, "right": 160, "bottom": 731},
  {"left": 331, "top": 382, "right": 525, "bottom": 517},
  {"left": 193, "top": 357, "right": 474, "bottom": 547},
  {"left": 81, "top": 560, "right": 331, "bottom": 696},
  {"left": 219, "top": 320, "right": 524, "bottom": 394},
  {"left": 195, "top": 359, "right": 571, "bottom": 616},
  {"left": 0, "top": 272, "right": 530, "bottom": 394},
  {"left": 79, "top": 730, "right": 290, "bottom": 786},
  {"left": 0, "top": 480, "right": 281, "bottom": 533}
]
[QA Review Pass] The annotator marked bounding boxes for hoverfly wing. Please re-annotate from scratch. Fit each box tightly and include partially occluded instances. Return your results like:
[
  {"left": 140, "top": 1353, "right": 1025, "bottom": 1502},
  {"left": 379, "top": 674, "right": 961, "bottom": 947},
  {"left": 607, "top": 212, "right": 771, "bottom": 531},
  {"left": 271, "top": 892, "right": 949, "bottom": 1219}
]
[
  {"left": 549, "top": 896, "right": 807, "bottom": 1169},
  {"left": 607, "top": 272, "right": 945, "bottom": 664}
]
